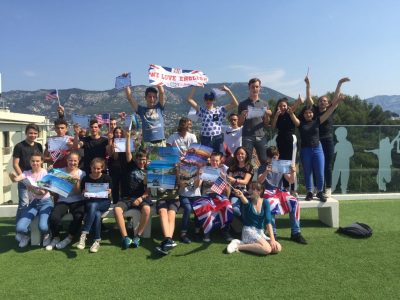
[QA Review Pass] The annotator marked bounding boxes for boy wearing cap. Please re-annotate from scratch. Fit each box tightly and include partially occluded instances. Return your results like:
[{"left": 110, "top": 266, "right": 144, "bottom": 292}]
[{"left": 187, "top": 85, "right": 238, "bottom": 152}]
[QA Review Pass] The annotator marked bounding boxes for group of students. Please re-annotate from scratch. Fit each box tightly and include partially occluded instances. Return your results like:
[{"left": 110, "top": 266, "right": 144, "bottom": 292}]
[{"left": 10, "top": 74, "right": 349, "bottom": 256}]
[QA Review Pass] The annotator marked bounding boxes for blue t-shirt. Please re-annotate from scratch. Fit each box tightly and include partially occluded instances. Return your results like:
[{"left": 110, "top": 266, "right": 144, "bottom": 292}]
[
  {"left": 241, "top": 199, "right": 272, "bottom": 229},
  {"left": 137, "top": 102, "right": 165, "bottom": 142}
]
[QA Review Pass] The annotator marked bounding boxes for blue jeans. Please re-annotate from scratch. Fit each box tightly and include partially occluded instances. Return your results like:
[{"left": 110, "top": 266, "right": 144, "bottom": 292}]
[
  {"left": 271, "top": 212, "right": 301, "bottom": 235},
  {"left": 16, "top": 198, "right": 54, "bottom": 234},
  {"left": 16, "top": 182, "right": 30, "bottom": 222},
  {"left": 200, "top": 134, "right": 223, "bottom": 153},
  {"left": 82, "top": 200, "right": 110, "bottom": 240},
  {"left": 179, "top": 196, "right": 200, "bottom": 233},
  {"left": 301, "top": 143, "right": 325, "bottom": 192},
  {"left": 320, "top": 137, "right": 334, "bottom": 189},
  {"left": 242, "top": 135, "right": 268, "bottom": 165},
  {"left": 230, "top": 196, "right": 242, "bottom": 217}
]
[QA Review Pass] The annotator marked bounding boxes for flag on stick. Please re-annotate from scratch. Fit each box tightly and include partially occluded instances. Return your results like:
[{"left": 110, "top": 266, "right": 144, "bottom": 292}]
[
  {"left": 46, "top": 90, "right": 58, "bottom": 101},
  {"left": 95, "top": 113, "right": 111, "bottom": 125},
  {"left": 211, "top": 176, "right": 228, "bottom": 195}
]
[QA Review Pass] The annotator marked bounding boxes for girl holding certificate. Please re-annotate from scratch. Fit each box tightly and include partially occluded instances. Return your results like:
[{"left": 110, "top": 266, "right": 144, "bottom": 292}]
[
  {"left": 77, "top": 158, "right": 112, "bottom": 253},
  {"left": 46, "top": 151, "right": 86, "bottom": 250}
]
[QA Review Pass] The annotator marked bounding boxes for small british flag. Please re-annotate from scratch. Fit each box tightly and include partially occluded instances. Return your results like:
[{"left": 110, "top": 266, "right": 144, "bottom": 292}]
[{"left": 211, "top": 176, "right": 227, "bottom": 195}]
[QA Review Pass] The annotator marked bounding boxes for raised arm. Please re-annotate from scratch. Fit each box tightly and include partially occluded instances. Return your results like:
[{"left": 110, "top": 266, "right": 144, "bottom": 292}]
[
  {"left": 57, "top": 105, "right": 65, "bottom": 119},
  {"left": 221, "top": 85, "right": 239, "bottom": 111},
  {"left": 305, "top": 76, "right": 314, "bottom": 106},
  {"left": 330, "top": 77, "right": 350, "bottom": 109},
  {"left": 158, "top": 85, "right": 166, "bottom": 107},
  {"left": 320, "top": 95, "right": 346, "bottom": 124},
  {"left": 232, "top": 189, "right": 248, "bottom": 204},
  {"left": 287, "top": 106, "right": 300, "bottom": 127},
  {"left": 291, "top": 94, "right": 305, "bottom": 112},
  {"left": 126, "top": 131, "right": 133, "bottom": 162},
  {"left": 72, "top": 124, "right": 82, "bottom": 150},
  {"left": 123, "top": 72, "right": 138, "bottom": 112},
  {"left": 187, "top": 86, "right": 200, "bottom": 112}
]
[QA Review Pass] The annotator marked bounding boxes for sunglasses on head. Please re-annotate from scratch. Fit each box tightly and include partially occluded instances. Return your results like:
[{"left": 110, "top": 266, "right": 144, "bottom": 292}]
[{"left": 204, "top": 92, "right": 215, "bottom": 101}]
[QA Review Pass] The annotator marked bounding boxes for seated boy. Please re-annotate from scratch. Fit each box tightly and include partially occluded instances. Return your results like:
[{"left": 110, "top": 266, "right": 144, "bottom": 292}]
[
  {"left": 199, "top": 151, "right": 232, "bottom": 242},
  {"left": 114, "top": 133, "right": 151, "bottom": 249},
  {"left": 257, "top": 146, "right": 307, "bottom": 244}
]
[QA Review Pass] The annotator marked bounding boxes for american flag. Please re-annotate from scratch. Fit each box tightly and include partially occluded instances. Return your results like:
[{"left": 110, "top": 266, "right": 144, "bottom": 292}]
[
  {"left": 50, "top": 150, "right": 62, "bottom": 162},
  {"left": 46, "top": 90, "right": 58, "bottom": 101},
  {"left": 192, "top": 195, "right": 233, "bottom": 234},
  {"left": 95, "top": 113, "right": 110, "bottom": 125},
  {"left": 211, "top": 176, "right": 227, "bottom": 195},
  {"left": 265, "top": 188, "right": 300, "bottom": 222}
]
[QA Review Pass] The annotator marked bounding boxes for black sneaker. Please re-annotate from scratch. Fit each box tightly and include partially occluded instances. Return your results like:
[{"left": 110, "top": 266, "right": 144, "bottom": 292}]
[
  {"left": 305, "top": 192, "right": 313, "bottom": 201},
  {"left": 221, "top": 229, "right": 233, "bottom": 242},
  {"left": 154, "top": 246, "right": 169, "bottom": 256},
  {"left": 290, "top": 233, "right": 308, "bottom": 245},
  {"left": 180, "top": 234, "right": 192, "bottom": 244},
  {"left": 317, "top": 191, "right": 327, "bottom": 202}
]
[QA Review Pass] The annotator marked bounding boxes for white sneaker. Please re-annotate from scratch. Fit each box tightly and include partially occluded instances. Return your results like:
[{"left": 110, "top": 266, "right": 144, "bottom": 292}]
[
  {"left": 77, "top": 234, "right": 86, "bottom": 250},
  {"left": 325, "top": 188, "right": 332, "bottom": 198},
  {"left": 42, "top": 234, "right": 52, "bottom": 247},
  {"left": 18, "top": 235, "right": 30, "bottom": 248},
  {"left": 89, "top": 240, "right": 100, "bottom": 253},
  {"left": 56, "top": 237, "right": 72, "bottom": 249},
  {"left": 227, "top": 239, "right": 241, "bottom": 254},
  {"left": 45, "top": 237, "right": 60, "bottom": 251},
  {"left": 15, "top": 233, "right": 22, "bottom": 242}
]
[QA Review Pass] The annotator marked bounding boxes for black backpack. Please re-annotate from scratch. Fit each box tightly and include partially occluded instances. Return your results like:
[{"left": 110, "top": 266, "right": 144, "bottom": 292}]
[{"left": 336, "top": 222, "right": 373, "bottom": 238}]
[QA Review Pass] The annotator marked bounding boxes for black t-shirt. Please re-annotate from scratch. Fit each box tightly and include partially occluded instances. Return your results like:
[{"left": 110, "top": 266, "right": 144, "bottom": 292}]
[
  {"left": 312, "top": 105, "right": 334, "bottom": 140},
  {"left": 238, "top": 98, "right": 268, "bottom": 137},
  {"left": 299, "top": 118, "right": 320, "bottom": 148},
  {"left": 12, "top": 140, "right": 43, "bottom": 171},
  {"left": 81, "top": 136, "right": 108, "bottom": 172},
  {"left": 276, "top": 112, "right": 295, "bottom": 137},
  {"left": 125, "top": 160, "right": 146, "bottom": 199},
  {"left": 227, "top": 164, "right": 254, "bottom": 192},
  {"left": 81, "top": 173, "right": 112, "bottom": 201}
]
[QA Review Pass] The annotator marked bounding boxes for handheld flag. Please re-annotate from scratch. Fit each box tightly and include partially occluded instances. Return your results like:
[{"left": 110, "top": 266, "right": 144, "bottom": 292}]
[
  {"left": 211, "top": 176, "right": 228, "bottom": 195},
  {"left": 46, "top": 90, "right": 58, "bottom": 101}
]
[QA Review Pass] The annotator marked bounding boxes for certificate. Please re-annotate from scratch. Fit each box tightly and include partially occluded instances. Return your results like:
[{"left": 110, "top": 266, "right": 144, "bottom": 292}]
[
  {"left": 247, "top": 106, "right": 267, "bottom": 119},
  {"left": 200, "top": 166, "right": 221, "bottom": 182},
  {"left": 114, "top": 138, "right": 135, "bottom": 152},
  {"left": 71, "top": 113, "right": 90, "bottom": 129},
  {"left": 115, "top": 73, "right": 132, "bottom": 90},
  {"left": 48, "top": 136, "right": 71, "bottom": 151},
  {"left": 271, "top": 159, "right": 292, "bottom": 174},
  {"left": 84, "top": 183, "right": 109, "bottom": 198}
]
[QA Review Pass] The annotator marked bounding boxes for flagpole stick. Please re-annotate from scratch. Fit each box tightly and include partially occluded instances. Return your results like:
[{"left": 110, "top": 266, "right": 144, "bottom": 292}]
[
  {"left": 306, "top": 67, "right": 310, "bottom": 78},
  {"left": 56, "top": 89, "right": 61, "bottom": 106}
]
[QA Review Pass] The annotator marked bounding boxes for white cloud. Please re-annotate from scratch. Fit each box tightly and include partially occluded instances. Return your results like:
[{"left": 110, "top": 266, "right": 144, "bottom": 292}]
[{"left": 23, "top": 70, "right": 37, "bottom": 77}]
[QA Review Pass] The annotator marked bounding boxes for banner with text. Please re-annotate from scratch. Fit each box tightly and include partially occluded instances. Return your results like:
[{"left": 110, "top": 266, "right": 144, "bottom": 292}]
[{"left": 148, "top": 64, "right": 208, "bottom": 88}]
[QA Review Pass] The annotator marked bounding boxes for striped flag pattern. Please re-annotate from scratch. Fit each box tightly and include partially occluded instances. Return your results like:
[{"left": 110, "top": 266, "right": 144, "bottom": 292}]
[{"left": 46, "top": 90, "right": 58, "bottom": 101}]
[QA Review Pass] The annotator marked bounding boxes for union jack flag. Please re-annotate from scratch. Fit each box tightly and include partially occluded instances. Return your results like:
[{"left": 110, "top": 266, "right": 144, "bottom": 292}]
[
  {"left": 264, "top": 188, "right": 300, "bottom": 222},
  {"left": 95, "top": 113, "right": 110, "bottom": 125},
  {"left": 46, "top": 90, "right": 58, "bottom": 101},
  {"left": 192, "top": 195, "right": 233, "bottom": 234},
  {"left": 211, "top": 176, "right": 227, "bottom": 195}
]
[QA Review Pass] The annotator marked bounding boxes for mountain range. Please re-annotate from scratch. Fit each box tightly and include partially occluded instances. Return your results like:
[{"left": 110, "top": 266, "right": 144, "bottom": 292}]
[{"left": 1, "top": 84, "right": 399, "bottom": 127}]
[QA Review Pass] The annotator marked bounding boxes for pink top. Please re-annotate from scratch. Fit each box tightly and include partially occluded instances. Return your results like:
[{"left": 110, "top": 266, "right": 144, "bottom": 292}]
[{"left": 22, "top": 169, "right": 51, "bottom": 201}]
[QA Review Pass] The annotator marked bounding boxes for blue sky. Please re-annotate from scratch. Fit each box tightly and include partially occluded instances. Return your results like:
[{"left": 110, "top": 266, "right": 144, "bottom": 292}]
[{"left": 1, "top": 0, "right": 399, "bottom": 98}]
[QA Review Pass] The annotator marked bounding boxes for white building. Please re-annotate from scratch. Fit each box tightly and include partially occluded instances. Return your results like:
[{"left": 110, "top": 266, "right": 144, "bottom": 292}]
[{"left": 0, "top": 108, "right": 49, "bottom": 206}]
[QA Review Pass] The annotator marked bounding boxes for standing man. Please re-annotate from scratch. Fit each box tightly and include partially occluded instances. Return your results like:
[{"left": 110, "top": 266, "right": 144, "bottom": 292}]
[
  {"left": 12, "top": 124, "right": 43, "bottom": 224},
  {"left": 123, "top": 73, "right": 167, "bottom": 148},
  {"left": 238, "top": 78, "right": 272, "bottom": 165}
]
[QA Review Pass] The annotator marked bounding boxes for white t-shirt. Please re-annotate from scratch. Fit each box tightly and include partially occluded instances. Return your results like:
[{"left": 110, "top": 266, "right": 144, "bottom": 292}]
[
  {"left": 166, "top": 132, "right": 197, "bottom": 157},
  {"left": 222, "top": 125, "right": 242, "bottom": 154},
  {"left": 22, "top": 169, "right": 51, "bottom": 201}
]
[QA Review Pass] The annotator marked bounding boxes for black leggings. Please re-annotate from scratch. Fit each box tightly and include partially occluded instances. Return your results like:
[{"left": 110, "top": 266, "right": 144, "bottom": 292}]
[{"left": 49, "top": 201, "right": 85, "bottom": 238}]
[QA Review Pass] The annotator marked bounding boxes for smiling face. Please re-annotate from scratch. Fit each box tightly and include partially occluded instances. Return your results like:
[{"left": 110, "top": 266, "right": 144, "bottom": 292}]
[
  {"left": 30, "top": 155, "right": 43, "bottom": 171},
  {"left": 90, "top": 162, "right": 104, "bottom": 177},
  {"left": 235, "top": 148, "right": 247, "bottom": 165},
  {"left": 145, "top": 92, "right": 158, "bottom": 108},
  {"left": 90, "top": 123, "right": 100, "bottom": 136},
  {"left": 278, "top": 101, "right": 288, "bottom": 113},
  {"left": 210, "top": 154, "right": 221, "bottom": 168},
  {"left": 248, "top": 80, "right": 261, "bottom": 99},
  {"left": 318, "top": 96, "right": 330, "bottom": 111},
  {"left": 67, "top": 153, "right": 80, "bottom": 170},
  {"left": 26, "top": 129, "right": 39, "bottom": 143},
  {"left": 113, "top": 128, "right": 123, "bottom": 138},
  {"left": 303, "top": 108, "right": 314, "bottom": 122},
  {"left": 110, "top": 120, "right": 117, "bottom": 131}
]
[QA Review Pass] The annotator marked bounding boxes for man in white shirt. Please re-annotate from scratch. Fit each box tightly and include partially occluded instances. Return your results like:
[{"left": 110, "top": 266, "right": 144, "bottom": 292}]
[
  {"left": 222, "top": 113, "right": 242, "bottom": 158},
  {"left": 166, "top": 117, "right": 197, "bottom": 157}
]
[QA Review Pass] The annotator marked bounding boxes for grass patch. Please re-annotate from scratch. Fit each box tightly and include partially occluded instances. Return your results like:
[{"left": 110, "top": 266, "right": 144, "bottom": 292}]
[{"left": 0, "top": 200, "right": 399, "bottom": 299}]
